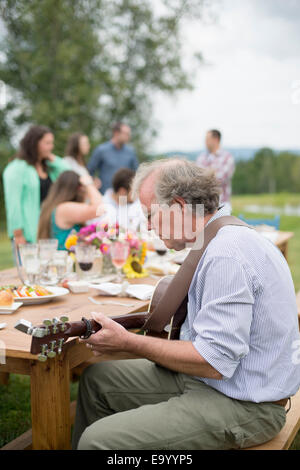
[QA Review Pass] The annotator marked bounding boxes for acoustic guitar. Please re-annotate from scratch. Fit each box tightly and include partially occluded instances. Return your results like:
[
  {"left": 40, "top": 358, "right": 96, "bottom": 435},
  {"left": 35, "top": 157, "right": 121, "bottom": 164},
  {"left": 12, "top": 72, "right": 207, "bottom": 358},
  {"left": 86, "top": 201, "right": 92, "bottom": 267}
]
[{"left": 14, "top": 275, "right": 187, "bottom": 362}]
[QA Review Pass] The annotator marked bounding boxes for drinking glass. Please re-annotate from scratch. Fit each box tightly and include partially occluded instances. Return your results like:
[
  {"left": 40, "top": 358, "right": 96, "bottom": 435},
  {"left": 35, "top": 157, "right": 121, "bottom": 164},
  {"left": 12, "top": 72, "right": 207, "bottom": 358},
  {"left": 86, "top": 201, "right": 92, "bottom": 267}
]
[
  {"left": 153, "top": 237, "right": 168, "bottom": 257},
  {"left": 75, "top": 244, "right": 96, "bottom": 280},
  {"left": 110, "top": 241, "right": 130, "bottom": 283},
  {"left": 19, "top": 244, "right": 40, "bottom": 284},
  {"left": 47, "top": 250, "right": 69, "bottom": 285},
  {"left": 38, "top": 239, "right": 59, "bottom": 283}
]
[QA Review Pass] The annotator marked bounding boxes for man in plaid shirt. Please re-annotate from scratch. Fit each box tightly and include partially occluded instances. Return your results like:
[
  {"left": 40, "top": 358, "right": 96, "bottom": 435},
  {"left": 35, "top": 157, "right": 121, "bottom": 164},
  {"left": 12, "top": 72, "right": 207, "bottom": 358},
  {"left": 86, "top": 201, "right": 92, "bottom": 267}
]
[{"left": 196, "top": 130, "right": 235, "bottom": 206}]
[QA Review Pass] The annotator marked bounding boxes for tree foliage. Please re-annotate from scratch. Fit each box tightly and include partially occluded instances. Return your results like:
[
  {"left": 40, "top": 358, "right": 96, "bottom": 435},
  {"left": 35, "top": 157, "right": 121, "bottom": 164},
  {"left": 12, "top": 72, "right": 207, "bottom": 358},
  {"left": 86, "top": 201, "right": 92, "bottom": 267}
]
[
  {"left": 0, "top": 0, "right": 208, "bottom": 157},
  {"left": 232, "top": 149, "right": 300, "bottom": 195}
]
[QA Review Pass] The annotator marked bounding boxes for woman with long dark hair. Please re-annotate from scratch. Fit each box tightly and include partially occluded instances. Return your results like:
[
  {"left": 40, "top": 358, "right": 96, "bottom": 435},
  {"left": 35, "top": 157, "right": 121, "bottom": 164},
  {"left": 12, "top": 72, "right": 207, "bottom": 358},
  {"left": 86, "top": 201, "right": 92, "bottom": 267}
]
[
  {"left": 64, "top": 133, "right": 101, "bottom": 188},
  {"left": 3, "top": 125, "right": 70, "bottom": 245},
  {"left": 38, "top": 171, "right": 104, "bottom": 250}
]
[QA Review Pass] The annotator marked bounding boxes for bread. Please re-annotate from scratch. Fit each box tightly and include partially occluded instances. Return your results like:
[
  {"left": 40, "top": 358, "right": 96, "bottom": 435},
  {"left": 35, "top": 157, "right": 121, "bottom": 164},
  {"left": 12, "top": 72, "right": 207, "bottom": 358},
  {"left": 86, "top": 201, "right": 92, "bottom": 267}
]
[{"left": 0, "top": 290, "right": 14, "bottom": 306}]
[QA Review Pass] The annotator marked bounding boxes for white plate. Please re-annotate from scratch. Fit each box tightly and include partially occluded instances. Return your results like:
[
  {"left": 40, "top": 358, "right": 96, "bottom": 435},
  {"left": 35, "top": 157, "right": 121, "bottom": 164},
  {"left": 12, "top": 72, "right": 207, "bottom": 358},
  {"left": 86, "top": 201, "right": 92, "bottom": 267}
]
[
  {"left": 13, "top": 286, "right": 69, "bottom": 305},
  {"left": 0, "top": 302, "right": 23, "bottom": 314}
]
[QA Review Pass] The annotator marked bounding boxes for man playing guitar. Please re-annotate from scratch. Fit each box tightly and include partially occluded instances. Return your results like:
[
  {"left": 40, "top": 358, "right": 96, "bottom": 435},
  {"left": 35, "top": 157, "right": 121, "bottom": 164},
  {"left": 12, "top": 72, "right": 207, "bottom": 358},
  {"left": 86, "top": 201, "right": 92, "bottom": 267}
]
[{"left": 72, "top": 158, "right": 300, "bottom": 450}]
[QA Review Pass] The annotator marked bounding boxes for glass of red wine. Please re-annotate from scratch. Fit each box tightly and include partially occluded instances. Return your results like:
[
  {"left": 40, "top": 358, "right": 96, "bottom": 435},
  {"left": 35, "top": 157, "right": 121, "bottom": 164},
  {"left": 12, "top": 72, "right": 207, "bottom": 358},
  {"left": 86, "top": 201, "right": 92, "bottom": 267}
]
[
  {"left": 110, "top": 241, "right": 130, "bottom": 283},
  {"left": 153, "top": 237, "right": 167, "bottom": 257},
  {"left": 75, "top": 244, "right": 96, "bottom": 280}
]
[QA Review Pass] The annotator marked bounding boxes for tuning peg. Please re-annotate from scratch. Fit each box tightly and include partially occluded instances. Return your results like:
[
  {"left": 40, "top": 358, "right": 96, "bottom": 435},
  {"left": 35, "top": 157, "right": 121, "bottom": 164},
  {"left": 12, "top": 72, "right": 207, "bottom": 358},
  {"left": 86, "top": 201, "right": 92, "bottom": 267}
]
[
  {"left": 43, "top": 319, "right": 52, "bottom": 335},
  {"left": 60, "top": 316, "right": 69, "bottom": 332},
  {"left": 57, "top": 338, "right": 64, "bottom": 355},
  {"left": 14, "top": 319, "right": 33, "bottom": 335},
  {"left": 52, "top": 318, "right": 60, "bottom": 334},
  {"left": 47, "top": 340, "right": 57, "bottom": 358},
  {"left": 37, "top": 344, "right": 48, "bottom": 362}
]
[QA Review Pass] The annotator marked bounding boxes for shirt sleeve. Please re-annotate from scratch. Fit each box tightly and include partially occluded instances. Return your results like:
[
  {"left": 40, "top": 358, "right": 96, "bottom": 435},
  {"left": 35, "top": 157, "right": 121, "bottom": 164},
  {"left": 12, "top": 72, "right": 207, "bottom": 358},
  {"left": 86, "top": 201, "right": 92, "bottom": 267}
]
[
  {"left": 130, "top": 149, "right": 139, "bottom": 171},
  {"left": 3, "top": 163, "right": 25, "bottom": 234},
  {"left": 87, "top": 147, "right": 103, "bottom": 176},
  {"left": 192, "top": 256, "right": 255, "bottom": 380},
  {"left": 47, "top": 155, "right": 70, "bottom": 180}
]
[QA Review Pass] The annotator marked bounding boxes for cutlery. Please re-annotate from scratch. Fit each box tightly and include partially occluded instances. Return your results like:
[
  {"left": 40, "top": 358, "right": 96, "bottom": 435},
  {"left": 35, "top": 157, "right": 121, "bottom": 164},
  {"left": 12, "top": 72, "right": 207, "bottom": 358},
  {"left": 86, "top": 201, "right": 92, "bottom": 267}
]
[{"left": 88, "top": 297, "right": 136, "bottom": 307}]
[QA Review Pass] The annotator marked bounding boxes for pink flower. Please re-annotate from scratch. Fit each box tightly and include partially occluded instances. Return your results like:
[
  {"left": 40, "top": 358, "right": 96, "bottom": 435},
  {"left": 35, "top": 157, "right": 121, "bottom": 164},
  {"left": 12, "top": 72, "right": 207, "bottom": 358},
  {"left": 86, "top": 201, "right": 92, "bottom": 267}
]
[
  {"left": 100, "top": 243, "right": 110, "bottom": 254},
  {"left": 79, "top": 225, "right": 95, "bottom": 237}
]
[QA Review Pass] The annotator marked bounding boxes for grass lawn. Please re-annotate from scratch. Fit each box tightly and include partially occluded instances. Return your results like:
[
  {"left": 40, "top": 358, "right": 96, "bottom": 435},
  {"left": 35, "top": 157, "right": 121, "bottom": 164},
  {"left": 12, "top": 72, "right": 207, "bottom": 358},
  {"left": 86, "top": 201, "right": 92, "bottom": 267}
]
[{"left": 0, "top": 192, "right": 300, "bottom": 449}]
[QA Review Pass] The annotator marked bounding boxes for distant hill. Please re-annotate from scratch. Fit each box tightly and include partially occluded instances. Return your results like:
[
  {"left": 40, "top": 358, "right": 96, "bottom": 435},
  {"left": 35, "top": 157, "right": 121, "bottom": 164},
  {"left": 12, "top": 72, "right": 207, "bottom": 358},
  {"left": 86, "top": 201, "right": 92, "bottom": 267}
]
[{"left": 154, "top": 148, "right": 300, "bottom": 162}]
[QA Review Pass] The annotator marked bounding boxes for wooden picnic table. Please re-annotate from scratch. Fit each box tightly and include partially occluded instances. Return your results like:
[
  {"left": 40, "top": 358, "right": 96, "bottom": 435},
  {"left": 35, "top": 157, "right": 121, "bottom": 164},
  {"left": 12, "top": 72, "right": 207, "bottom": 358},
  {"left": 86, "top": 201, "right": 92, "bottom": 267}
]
[
  {"left": 0, "top": 267, "right": 157, "bottom": 450},
  {"left": 273, "top": 231, "right": 294, "bottom": 260}
]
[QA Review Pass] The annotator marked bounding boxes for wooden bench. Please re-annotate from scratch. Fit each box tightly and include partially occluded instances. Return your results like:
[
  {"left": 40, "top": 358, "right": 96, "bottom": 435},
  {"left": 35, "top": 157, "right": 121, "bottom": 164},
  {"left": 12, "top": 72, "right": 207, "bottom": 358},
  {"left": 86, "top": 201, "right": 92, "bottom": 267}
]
[{"left": 245, "top": 389, "right": 300, "bottom": 450}]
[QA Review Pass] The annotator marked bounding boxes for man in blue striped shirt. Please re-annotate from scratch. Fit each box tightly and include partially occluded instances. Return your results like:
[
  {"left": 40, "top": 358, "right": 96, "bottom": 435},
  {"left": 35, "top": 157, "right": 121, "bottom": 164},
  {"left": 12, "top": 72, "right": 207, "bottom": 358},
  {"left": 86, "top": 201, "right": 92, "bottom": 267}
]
[{"left": 73, "top": 159, "right": 300, "bottom": 450}]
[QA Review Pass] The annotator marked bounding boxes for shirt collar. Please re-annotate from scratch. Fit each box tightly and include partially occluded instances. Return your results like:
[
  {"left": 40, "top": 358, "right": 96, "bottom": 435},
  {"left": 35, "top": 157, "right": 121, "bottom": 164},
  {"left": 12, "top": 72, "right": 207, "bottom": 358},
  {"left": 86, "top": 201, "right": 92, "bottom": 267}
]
[
  {"left": 207, "top": 148, "right": 222, "bottom": 157},
  {"left": 206, "top": 204, "right": 231, "bottom": 227}
]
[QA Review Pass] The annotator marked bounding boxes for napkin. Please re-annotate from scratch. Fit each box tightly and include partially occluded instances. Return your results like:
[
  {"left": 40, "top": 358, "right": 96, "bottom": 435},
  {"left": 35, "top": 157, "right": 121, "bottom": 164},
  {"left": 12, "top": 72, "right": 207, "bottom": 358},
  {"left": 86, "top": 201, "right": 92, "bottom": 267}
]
[
  {"left": 126, "top": 284, "right": 155, "bottom": 300},
  {"left": 89, "top": 282, "right": 155, "bottom": 300},
  {"left": 145, "top": 261, "right": 180, "bottom": 275},
  {"left": 170, "top": 248, "right": 191, "bottom": 265},
  {"left": 90, "top": 282, "right": 123, "bottom": 296},
  {"left": 260, "top": 231, "right": 279, "bottom": 243}
]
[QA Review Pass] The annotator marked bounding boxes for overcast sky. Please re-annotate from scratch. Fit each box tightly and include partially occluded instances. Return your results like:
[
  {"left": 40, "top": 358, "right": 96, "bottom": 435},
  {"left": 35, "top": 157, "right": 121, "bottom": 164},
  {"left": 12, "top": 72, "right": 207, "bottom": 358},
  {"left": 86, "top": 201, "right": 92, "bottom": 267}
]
[{"left": 151, "top": 0, "right": 300, "bottom": 153}]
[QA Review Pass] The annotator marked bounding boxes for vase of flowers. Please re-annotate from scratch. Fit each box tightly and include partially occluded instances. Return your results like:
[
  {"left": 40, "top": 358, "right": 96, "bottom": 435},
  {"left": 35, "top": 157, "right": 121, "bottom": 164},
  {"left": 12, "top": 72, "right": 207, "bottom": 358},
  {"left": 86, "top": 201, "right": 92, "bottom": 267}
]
[{"left": 64, "top": 222, "right": 148, "bottom": 279}]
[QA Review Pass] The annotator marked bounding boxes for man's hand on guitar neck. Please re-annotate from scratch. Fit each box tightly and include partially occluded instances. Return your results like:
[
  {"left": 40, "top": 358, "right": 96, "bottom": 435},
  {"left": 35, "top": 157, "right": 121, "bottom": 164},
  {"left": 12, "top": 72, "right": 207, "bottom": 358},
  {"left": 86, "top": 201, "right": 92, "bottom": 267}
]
[
  {"left": 79, "top": 312, "right": 222, "bottom": 380},
  {"left": 79, "top": 312, "right": 131, "bottom": 355}
]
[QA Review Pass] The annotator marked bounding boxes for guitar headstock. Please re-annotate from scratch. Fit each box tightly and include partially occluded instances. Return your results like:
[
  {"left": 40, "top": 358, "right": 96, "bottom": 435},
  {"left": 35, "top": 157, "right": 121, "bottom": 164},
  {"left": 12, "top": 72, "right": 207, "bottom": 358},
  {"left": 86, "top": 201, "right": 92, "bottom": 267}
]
[
  {"left": 14, "top": 311, "right": 146, "bottom": 361},
  {"left": 15, "top": 316, "right": 72, "bottom": 361}
]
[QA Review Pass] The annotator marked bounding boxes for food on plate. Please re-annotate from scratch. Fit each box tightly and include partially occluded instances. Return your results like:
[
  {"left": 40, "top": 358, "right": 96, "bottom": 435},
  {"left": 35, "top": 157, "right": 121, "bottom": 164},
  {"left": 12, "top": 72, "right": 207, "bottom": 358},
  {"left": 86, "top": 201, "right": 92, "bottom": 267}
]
[
  {"left": 0, "top": 289, "right": 14, "bottom": 306},
  {"left": 0, "top": 285, "right": 53, "bottom": 299}
]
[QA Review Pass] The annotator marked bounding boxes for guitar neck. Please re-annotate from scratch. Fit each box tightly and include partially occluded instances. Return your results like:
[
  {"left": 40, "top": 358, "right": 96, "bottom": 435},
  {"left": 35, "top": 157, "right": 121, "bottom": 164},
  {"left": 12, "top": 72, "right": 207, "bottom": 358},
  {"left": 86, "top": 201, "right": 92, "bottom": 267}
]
[
  {"left": 65, "top": 311, "right": 149, "bottom": 337},
  {"left": 30, "top": 311, "right": 149, "bottom": 355}
]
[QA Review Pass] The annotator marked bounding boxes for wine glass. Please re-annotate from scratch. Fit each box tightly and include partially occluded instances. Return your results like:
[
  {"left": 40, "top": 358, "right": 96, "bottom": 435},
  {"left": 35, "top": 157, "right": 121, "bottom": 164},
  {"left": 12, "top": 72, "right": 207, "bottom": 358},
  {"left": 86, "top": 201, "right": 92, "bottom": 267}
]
[
  {"left": 153, "top": 237, "right": 167, "bottom": 257},
  {"left": 75, "top": 244, "right": 96, "bottom": 280},
  {"left": 110, "top": 241, "right": 130, "bottom": 283}
]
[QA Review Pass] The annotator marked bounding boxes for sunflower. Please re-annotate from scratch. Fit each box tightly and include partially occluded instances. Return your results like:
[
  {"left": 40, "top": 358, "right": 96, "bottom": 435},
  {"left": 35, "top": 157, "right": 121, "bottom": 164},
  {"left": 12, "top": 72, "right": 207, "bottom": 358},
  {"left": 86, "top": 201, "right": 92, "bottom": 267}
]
[
  {"left": 123, "top": 253, "right": 148, "bottom": 279},
  {"left": 65, "top": 234, "right": 78, "bottom": 250},
  {"left": 140, "top": 241, "right": 147, "bottom": 265}
]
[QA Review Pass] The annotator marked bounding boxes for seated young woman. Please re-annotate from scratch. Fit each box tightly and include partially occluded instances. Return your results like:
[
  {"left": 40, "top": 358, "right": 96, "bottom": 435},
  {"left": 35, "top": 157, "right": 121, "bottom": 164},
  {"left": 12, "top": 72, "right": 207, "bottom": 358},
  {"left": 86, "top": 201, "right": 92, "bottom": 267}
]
[{"left": 38, "top": 170, "right": 104, "bottom": 250}]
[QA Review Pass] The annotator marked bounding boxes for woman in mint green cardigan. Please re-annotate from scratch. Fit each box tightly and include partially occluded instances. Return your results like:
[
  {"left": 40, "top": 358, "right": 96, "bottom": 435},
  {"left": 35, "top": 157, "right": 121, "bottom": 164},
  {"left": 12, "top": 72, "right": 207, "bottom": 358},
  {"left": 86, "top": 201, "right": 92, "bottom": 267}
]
[{"left": 3, "top": 125, "right": 70, "bottom": 244}]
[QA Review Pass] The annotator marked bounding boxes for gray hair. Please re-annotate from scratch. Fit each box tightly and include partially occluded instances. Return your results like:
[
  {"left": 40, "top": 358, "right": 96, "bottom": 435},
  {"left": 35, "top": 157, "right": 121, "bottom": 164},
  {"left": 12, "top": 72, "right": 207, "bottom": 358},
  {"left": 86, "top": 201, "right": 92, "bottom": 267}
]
[{"left": 132, "top": 157, "right": 221, "bottom": 215}]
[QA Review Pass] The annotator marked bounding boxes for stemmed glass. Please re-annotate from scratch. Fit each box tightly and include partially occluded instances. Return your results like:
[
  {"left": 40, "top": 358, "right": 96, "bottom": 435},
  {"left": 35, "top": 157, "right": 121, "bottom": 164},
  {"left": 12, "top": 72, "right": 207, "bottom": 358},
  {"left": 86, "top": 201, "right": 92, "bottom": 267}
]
[
  {"left": 153, "top": 237, "right": 167, "bottom": 257},
  {"left": 110, "top": 241, "right": 130, "bottom": 283}
]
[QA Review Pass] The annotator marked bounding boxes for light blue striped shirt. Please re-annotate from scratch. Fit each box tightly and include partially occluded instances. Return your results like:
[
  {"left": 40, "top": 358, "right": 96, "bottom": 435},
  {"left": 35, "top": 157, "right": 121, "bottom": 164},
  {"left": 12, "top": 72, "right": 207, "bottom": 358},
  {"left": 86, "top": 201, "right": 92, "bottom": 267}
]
[{"left": 180, "top": 205, "right": 300, "bottom": 402}]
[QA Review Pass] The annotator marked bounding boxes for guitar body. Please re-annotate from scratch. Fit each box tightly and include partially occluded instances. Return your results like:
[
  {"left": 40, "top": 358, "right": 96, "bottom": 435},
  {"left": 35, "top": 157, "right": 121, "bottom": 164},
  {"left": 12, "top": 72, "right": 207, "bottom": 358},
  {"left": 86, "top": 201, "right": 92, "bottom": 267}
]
[{"left": 146, "top": 276, "right": 188, "bottom": 340}]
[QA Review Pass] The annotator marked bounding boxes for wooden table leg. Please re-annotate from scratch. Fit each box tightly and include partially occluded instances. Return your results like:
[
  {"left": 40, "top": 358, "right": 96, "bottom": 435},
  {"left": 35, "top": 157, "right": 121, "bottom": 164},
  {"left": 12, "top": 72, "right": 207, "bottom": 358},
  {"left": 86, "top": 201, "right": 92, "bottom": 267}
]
[
  {"left": 30, "top": 353, "right": 71, "bottom": 450},
  {"left": 0, "top": 372, "right": 9, "bottom": 385},
  {"left": 282, "top": 242, "right": 288, "bottom": 261}
]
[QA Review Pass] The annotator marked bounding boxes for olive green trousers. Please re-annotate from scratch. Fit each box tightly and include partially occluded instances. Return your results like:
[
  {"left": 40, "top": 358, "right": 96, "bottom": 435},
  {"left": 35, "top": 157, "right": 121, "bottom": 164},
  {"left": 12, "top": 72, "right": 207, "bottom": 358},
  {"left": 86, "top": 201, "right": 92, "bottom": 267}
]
[{"left": 72, "top": 358, "right": 286, "bottom": 450}]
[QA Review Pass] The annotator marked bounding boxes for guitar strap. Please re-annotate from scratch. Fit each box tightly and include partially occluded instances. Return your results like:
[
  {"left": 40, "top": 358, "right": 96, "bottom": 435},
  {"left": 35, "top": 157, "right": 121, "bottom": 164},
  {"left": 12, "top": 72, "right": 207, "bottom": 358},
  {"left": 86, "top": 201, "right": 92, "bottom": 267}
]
[{"left": 143, "top": 215, "right": 251, "bottom": 333}]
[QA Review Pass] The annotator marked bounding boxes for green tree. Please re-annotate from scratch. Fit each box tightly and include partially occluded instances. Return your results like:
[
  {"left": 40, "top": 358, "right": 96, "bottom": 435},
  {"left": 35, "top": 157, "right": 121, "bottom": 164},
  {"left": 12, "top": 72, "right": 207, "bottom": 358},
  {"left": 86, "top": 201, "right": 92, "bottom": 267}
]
[
  {"left": 0, "top": 0, "right": 208, "bottom": 158},
  {"left": 232, "top": 149, "right": 300, "bottom": 195},
  {"left": 252, "top": 148, "right": 276, "bottom": 194}
]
